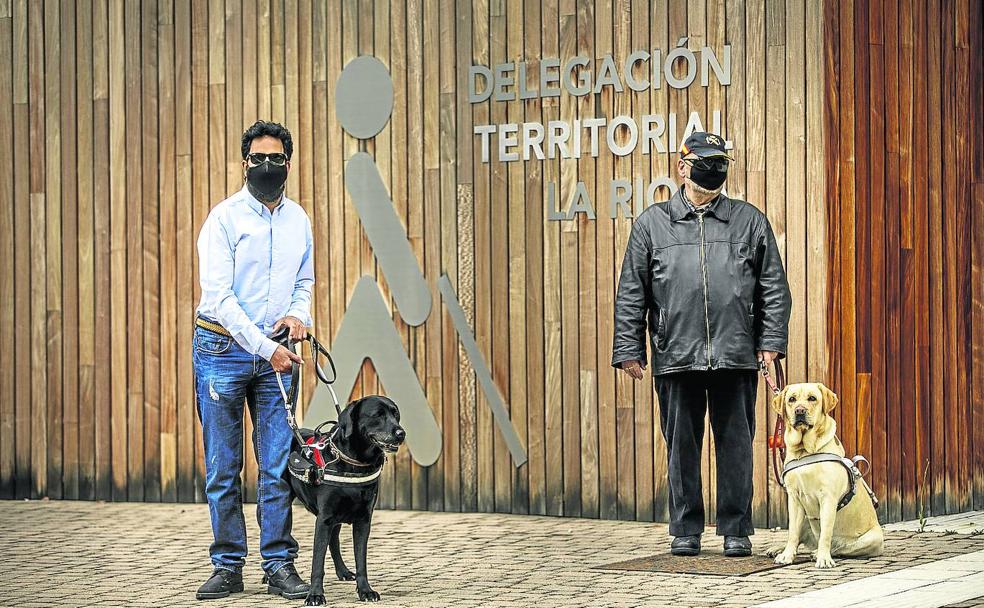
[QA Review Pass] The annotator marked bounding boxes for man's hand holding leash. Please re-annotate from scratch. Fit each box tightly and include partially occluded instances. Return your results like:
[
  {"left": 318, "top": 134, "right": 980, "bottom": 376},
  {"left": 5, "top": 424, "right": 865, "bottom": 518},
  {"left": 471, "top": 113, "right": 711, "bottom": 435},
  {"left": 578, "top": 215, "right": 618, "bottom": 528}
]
[{"left": 270, "top": 316, "right": 307, "bottom": 373}]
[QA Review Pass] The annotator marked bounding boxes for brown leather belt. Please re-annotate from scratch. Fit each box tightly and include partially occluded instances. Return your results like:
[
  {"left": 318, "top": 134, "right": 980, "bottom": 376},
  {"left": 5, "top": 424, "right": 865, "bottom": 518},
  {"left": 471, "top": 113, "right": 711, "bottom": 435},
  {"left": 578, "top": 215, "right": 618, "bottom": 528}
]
[{"left": 195, "top": 317, "right": 232, "bottom": 337}]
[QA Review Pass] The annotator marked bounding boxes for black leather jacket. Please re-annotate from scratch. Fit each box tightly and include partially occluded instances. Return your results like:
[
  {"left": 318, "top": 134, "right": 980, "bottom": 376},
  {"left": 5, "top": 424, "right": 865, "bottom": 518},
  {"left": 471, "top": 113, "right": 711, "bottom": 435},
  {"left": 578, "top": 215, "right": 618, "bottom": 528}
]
[{"left": 611, "top": 189, "right": 792, "bottom": 376}]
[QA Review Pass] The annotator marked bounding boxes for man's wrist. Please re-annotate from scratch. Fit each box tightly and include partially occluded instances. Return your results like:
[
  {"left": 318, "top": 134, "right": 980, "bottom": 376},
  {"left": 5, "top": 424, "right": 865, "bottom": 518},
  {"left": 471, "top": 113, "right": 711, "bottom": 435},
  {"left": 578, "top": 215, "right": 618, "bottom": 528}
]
[{"left": 258, "top": 337, "right": 279, "bottom": 361}]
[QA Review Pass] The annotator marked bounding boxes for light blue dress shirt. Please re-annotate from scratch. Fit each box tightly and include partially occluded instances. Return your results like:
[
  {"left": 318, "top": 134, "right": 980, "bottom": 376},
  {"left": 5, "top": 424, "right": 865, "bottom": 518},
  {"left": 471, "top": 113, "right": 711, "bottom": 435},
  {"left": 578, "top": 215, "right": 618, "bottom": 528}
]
[{"left": 196, "top": 185, "right": 314, "bottom": 360}]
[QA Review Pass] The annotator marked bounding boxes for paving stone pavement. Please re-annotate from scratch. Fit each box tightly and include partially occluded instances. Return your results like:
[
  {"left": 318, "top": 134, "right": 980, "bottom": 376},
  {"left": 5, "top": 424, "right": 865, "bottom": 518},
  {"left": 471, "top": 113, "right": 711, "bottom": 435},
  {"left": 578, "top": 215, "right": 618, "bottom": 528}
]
[{"left": 1, "top": 500, "right": 982, "bottom": 608}]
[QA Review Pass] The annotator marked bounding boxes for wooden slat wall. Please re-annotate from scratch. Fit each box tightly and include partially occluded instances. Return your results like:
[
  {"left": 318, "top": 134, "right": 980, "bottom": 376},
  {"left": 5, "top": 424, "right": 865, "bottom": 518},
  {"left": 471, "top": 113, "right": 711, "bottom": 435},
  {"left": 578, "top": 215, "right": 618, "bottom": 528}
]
[
  {"left": 2, "top": 0, "right": 978, "bottom": 526},
  {"left": 824, "top": 0, "right": 984, "bottom": 520}
]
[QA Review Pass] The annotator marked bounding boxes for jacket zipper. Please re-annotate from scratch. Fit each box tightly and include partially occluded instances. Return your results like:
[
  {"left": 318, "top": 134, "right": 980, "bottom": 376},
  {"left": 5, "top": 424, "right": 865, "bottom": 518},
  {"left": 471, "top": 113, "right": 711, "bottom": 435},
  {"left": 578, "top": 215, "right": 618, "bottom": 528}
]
[{"left": 698, "top": 213, "right": 712, "bottom": 367}]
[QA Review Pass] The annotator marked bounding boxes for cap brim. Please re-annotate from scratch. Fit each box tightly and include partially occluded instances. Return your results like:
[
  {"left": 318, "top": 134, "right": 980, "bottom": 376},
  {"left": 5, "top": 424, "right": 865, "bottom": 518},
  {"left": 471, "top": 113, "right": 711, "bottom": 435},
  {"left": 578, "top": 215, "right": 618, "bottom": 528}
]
[{"left": 688, "top": 146, "right": 734, "bottom": 160}]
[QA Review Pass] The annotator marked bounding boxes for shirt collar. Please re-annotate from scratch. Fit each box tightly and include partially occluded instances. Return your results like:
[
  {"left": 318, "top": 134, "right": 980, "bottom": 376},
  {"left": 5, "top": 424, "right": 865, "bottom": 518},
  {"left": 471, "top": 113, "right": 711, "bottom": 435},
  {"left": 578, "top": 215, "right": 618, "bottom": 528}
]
[
  {"left": 241, "top": 185, "right": 285, "bottom": 217},
  {"left": 670, "top": 187, "right": 731, "bottom": 222}
]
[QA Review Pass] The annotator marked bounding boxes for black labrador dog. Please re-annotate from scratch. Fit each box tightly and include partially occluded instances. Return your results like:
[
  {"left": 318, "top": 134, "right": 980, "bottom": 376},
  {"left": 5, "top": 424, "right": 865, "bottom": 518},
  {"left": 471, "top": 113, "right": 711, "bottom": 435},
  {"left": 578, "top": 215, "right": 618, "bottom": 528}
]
[{"left": 286, "top": 395, "right": 405, "bottom": 605}]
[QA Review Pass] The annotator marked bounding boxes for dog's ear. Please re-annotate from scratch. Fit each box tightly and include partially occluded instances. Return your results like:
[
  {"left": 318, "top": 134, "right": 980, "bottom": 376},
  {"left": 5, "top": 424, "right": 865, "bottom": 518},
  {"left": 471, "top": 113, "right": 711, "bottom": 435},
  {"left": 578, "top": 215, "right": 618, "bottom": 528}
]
[
  {"left": 771, "top": 386, "right": 788, "bottom": 416},
  {"left": 818, "top": 384, "right": 839, "bottom": 414},
  {"left": 337, "top": 398, "right": 364, "bottom": 441}
]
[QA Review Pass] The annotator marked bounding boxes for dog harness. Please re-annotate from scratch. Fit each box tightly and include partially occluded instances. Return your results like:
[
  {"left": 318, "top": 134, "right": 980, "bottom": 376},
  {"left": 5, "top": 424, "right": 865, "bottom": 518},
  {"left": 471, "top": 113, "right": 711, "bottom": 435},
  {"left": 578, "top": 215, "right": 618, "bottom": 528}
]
[
  {"left": 781, "top": 453, "right": 879, "bottom": 511},
  {"left": 287, "top": 423, "right": 385, "bottom": 487}
]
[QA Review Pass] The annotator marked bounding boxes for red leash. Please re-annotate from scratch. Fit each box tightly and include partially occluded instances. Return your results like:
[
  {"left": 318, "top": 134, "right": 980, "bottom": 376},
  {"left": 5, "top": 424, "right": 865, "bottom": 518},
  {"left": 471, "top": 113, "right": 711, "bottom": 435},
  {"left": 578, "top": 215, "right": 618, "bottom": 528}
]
[{"left": 761, "top": 359, "right": 786, "bottom": 486}]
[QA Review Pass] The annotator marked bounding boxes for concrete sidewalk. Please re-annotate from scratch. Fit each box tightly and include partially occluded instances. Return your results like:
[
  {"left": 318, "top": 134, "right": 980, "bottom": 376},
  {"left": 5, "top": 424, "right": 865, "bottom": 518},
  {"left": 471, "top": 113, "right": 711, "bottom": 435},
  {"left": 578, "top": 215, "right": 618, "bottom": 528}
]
[{"left": 1, "top": 501, "right": 981, "bottom": 608}]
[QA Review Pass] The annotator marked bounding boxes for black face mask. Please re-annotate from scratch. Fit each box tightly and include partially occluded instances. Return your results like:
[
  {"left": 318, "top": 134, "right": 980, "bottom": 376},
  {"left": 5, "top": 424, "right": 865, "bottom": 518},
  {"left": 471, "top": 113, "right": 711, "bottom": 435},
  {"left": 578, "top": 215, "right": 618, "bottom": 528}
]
[
  {"left": 687, "top": 157, "right": 729, "bottom": 191},
  {"left": 245, "top": 161, "right": 288, "bottom": 203}
]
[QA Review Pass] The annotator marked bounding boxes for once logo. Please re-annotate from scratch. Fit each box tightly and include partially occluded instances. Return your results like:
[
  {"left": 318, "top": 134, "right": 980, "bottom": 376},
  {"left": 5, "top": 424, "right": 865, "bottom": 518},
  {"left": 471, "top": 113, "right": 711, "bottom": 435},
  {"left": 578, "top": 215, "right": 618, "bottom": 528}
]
[{"left": 307, "top": 56, "right": 527, "bottom": 469}]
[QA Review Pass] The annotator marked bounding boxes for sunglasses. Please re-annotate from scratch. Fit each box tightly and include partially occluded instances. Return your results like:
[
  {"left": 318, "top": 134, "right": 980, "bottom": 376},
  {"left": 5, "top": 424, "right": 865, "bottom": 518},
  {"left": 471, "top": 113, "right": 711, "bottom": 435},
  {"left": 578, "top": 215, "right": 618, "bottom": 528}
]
[
  {"left": 247, "top": 152, "right": 288, "bottom": 166},
  {"left": 684, "top": 157, "right": 730, "bottom": 172}
]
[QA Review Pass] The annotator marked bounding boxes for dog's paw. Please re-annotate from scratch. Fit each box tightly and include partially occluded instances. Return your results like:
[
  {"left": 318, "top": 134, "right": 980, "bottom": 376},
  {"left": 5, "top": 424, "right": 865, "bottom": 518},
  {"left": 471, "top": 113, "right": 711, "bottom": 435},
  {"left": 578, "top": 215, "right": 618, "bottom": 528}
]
[
  {"left": 813, "top": 553, "right": 836, "bottom": 569},
  {"left": 765, "top": 545, "right": 785, "bottom": 558},
  {"left": 305, "top": 593, "right": 327, "bottom": 606},
  {"left": 358, "top": 588, "right": 381, "bottom": 602},
  {"left": 336, "top": 568, "right": 356, "bottom": 581},
  {"left": 773, "top": 549, "right": 797, "bottom": 565}
]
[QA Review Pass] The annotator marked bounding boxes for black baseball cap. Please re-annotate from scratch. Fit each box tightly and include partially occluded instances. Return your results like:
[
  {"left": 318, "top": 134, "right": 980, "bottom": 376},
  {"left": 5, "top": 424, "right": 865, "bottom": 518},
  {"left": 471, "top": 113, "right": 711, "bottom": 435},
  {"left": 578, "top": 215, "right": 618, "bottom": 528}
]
[{"left": 680, "top": 131, "right": 734, "bottom": 160}]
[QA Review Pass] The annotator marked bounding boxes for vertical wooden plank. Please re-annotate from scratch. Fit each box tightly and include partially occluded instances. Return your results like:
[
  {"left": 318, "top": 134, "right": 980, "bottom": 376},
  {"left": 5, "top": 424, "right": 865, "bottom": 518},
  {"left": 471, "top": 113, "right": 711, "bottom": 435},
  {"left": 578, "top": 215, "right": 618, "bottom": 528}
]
[
  {"left": 0, "top": 0, "right": 14, "bottom": 498},
  {"left": 486, "top": 0, "right": 509, "bottom": 514},
  {"left": 12, "top": 0, "right": 30, "bottom": 499},
  {"left": 926, "top": 0, "right": 944, "bottom": 515},
  {"left": 853, "top": 0, "right": 872, "bottom": 489},
  {"left": 44, "top": 0, "right": 63, "bottom": 501},
  {"left": 559, "top": 3, "right": 581, "bottom": 519},
  {"left": 868, "top": 0, "right": 889, "bottom": 513},
  {"left": 910, "top": 0, "right": 931, "bottom": 518},
  {"left": 438, "top": 0, "right": 461, "bottom": 513},
  {"left": 971, "top": 0, "right": 984, "bottom": 511},
  {"left": 393, "top": 0, "right": 415, "bottom": 509},
  {"left": 142, "top": 0, "right": 160, "bottom": 503},
  {"left": 470, "top": 0, "right": 494, "bottom": 514},
  {"left": 612, "top": 0, "right": 634, "bottom": 522},
  {"left": 520, "top": 0, "right": 544, "bottom": 516},
  {"left": 503, "top": 0, "right": 526, "bottom": 516},
  {"left": 447, "top": 0, "right": 472, "bottom": 514},
  {"left": 92, "top": 0, "right": 112, "bottom": 501},
  {"left": 108, "top": 0, "right": 128, "bottom": 500},
  {"left": 174, "top": 0, "right": 195, "bottom": 503},
  {"left": 28, "top": 0, "right": 47, "bottom": 500},
  {"left": 420, "top": 0, "right": 442, "bottom": 513},
  {"left": 838, "top": 0, "right": 858, "bottom": 471},
  {"left": 882, "top": 0, "right": 902, "bottom": 521},
  {"left": 576, "top": 0, "right": 598, "bottom": 520},
  {"left": 75, "top": 0, "right": 96, "bottom": 501},
  {"left": 159, "top": 0, "right": 178, "bottom": 503},
  {"left": 540, "top": 0, "right": 563, "bottom": 517},
  {"left": 595, "top": 0, "right": 617, "bottom": 521},
  {"left": 956, "top": 0, "right": 974, "bottom": 513},
  {"left": 124, "top": 0, "right": 145, "bottom": 501},
  {"left": 60, "top": 0, "right": 79, "bottom": 501}
]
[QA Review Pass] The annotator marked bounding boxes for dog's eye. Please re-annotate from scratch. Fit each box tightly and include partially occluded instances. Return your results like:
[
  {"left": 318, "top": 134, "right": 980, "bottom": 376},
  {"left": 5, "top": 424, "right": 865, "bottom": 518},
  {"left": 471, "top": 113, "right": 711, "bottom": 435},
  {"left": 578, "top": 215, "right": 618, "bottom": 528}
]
[
  {"left": 807, "top": 395, "right": 817, "bottom": 401},
  {"left": 788, "top": 396, "right": 796, "bottom": 403}
]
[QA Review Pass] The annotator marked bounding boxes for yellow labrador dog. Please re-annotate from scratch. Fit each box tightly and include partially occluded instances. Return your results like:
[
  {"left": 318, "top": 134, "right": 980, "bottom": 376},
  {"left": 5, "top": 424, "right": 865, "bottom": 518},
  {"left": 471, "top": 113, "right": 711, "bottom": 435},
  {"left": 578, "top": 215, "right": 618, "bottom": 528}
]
[{"left": 766, "top": 383, "right": 883, "bottom": 568}]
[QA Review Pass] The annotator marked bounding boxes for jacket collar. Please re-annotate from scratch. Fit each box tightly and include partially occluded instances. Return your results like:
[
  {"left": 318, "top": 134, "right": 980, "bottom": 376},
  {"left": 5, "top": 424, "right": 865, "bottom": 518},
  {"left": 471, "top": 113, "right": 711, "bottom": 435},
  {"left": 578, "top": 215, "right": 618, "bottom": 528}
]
[{"left": 669, "top": 187, "right": 732, "bottom": 222}]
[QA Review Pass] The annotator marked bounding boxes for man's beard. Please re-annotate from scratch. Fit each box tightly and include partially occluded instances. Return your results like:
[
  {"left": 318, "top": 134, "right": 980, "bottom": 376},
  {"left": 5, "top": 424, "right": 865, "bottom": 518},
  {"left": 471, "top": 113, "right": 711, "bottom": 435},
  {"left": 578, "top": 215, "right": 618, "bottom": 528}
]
[{"left": 687, "top": 177, "right": 725, "bottom": 197}]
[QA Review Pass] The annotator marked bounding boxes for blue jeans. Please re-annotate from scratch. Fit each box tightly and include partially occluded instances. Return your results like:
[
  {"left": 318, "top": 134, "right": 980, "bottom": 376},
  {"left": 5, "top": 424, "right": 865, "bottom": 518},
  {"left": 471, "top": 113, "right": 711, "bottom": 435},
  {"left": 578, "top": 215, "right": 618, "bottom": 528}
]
[{"left": 193, "top": 326, "right": 298, "bottom": 574}]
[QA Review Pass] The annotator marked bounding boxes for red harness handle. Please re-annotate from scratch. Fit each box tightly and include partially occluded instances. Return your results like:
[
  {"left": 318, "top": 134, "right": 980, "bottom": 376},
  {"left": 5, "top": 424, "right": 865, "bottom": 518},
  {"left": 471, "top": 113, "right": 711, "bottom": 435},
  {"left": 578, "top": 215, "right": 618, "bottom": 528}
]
[{"left": 761, "top": 359, "right": 786, "bottom": 486}]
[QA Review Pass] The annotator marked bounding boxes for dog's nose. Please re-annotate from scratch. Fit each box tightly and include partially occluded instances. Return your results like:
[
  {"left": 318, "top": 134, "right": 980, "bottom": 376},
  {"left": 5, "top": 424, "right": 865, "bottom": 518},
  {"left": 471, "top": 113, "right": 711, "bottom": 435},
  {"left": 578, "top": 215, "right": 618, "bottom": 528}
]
[
  {"left": 394, "top": 428, "right": 406, "bottom": 442},
  {"left": 794, "top": 406, "right": 808, "bottom": 417}
]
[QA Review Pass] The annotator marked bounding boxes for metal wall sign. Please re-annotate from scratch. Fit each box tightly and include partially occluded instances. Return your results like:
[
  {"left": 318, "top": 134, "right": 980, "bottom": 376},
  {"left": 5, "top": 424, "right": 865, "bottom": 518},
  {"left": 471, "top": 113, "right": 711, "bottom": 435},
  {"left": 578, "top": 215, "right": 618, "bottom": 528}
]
[
  {"left": 469, "top": 39, "right": 735, "bottom": 221},
  {"left": 307, "top": 56, "right": 527, "bottom": 468}
]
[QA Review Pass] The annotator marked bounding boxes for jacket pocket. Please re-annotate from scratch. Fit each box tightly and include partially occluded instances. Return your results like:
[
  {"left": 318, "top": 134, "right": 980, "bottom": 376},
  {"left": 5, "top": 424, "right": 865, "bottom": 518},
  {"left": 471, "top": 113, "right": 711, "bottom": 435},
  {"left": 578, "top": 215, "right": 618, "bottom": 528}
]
[
  {"left": 656, "top": 308, "right": 667, "bottom": 351},
  {"left": 745, "top": 301, "right": 756, "bottom": 334}
]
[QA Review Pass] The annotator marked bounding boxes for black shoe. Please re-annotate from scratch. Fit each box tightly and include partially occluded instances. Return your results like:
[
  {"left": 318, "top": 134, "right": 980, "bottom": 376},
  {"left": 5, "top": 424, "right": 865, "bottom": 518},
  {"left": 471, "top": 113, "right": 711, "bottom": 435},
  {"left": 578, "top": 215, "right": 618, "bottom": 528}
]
[
  {"left": 724, "top": 535, "right": 752, "bottom": 557},
  {"left": 263, "top": 563, "right": 310, "bottom": 600},
  {"left": 196, "top": 568, "right": 244, "bottom": 600},
  {"left": 670, "top": 534, "right": 701, "bottom": 556}
]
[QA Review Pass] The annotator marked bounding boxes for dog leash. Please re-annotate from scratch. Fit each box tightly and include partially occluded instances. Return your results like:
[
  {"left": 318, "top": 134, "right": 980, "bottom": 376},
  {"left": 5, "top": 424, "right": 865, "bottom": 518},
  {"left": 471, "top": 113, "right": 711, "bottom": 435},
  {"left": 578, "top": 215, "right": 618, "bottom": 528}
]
[
  {"left": 760, "top": 358, "right": 786, "bottom": 487},
  {"left": 272, "top": 329, "right": 342, "bottom": 447},
  {"left": 272, "top": 330, "right": 380, "bottom": 475}
]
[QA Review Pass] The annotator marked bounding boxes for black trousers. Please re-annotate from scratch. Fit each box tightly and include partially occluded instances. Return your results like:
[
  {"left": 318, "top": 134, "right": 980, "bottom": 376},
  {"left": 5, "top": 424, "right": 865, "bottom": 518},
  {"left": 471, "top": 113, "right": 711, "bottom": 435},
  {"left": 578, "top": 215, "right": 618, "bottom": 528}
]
[{"left": 654, "top": 369, "right": 757, "bottom": 537}]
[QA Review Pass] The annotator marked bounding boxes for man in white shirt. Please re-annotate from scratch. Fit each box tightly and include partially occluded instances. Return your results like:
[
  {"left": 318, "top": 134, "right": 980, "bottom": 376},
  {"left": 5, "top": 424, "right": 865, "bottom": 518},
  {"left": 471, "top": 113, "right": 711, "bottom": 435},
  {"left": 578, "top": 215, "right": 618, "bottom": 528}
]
[{"left": 193, "top": 121, "right": 312, "bottom": 601}]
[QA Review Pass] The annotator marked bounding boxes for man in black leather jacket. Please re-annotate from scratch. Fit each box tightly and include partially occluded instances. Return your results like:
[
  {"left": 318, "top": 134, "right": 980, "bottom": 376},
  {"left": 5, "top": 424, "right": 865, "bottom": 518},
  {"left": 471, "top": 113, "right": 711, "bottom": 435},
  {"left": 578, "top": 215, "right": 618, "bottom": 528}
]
[{"left": 611, "top": 131, "right": 791, "bottom": 557}]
